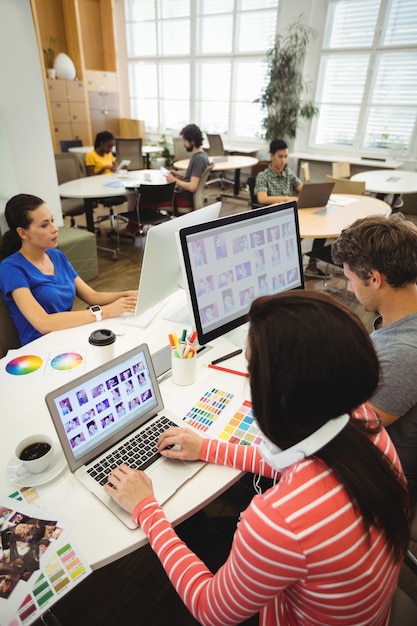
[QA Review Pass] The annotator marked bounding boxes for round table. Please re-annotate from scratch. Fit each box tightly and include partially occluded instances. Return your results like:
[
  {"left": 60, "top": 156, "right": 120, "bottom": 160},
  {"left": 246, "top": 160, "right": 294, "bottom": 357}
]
[
  {"left": 297, "top": 194, "right": 391, "bottom": 239},
  {"left": 174, "top": 155, "right": 258, "bottom": 198},
  {"left": 351, "top": 169, "right": 417, "bottom": 208},
  {"left": 58, "top": 170, "right": 166, "bottom": 233},
  {"left": 350, "top": 170, "right": 417, "bottom": 195}
]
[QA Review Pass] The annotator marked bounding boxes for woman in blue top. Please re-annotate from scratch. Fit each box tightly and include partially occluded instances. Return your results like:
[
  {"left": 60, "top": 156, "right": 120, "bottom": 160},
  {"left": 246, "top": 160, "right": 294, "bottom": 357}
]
[{"left": 0, "top": 194, "right": 137, "bottom": 346}]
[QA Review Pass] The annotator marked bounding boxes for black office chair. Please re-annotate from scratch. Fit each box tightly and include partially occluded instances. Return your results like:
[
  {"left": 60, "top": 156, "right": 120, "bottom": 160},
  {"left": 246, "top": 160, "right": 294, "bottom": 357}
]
[
  {"left": 247, "top": 176, "right": 263, "bottom": 210},
  {"left": 115, "top": 182, "right": 175, "bottom": 246},
  {"left": 59, "top": 139, "right": 83, "bottom": 153}
]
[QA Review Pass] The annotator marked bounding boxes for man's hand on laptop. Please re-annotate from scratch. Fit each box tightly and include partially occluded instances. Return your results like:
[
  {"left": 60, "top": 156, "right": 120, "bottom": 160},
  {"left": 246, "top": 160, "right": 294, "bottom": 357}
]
[
  {"left": 158, "top": 427, "right": 203, "bottom": 460},
  {"left": 104, "top": 464, "right": 153, "bottom": 513}
]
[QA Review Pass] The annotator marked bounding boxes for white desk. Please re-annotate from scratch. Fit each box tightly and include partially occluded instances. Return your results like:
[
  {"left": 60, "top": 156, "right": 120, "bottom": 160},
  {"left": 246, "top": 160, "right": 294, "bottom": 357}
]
[
  {"left": 58, "top": 170, "right": 166, "bottom": 233},
  {"left": 351, "top": 169, "right": 417, "bottom": 195},
  {"left": 0, "top": 302, "right": 247, "bottom": 569},
  {"left": 298, "top": 194, "right": 391, "bottom": 239},
  {"left": 174, "top": 155, "right": 258, "bottom": 198},
  {"left": 292, "top": 151, "right": 403, "bottom": 172}
]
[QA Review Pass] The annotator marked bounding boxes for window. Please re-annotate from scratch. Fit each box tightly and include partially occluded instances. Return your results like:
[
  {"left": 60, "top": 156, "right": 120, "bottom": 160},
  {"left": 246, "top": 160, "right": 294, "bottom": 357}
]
[
  {"left": 124, "top": 0, "right": 278, "bottom": 141},
  {"left": 311, "top": 0, "right": 417, "bottom": 158}
]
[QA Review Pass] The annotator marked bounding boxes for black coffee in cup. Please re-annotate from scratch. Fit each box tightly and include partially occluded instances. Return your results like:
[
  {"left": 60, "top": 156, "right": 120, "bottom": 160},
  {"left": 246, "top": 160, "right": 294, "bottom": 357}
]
[{"left": 19, "top": 442, "right": 51, "bottom": 461}]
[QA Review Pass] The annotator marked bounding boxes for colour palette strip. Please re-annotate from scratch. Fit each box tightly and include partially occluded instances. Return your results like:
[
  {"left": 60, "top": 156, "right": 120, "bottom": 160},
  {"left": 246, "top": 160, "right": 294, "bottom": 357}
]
[
  {"left": 217, "top": 400, "right": 263, "bottom": 446},
  {"left": 11, "top": 542, "right": 91, "bottom": 626},
  {"left": 183, "top": 388, "right": 234, "bottom": 432}
]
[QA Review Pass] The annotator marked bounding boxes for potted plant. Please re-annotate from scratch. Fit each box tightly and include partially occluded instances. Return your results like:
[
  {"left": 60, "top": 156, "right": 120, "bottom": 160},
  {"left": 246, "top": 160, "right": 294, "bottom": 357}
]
[
  {"left": 43, "top": 37, "right": 57, "bottom": 79},
  {"left": 157, "top": 134, "right": 175, "bottom": 167},
  {"left": 256, "top": 17, "right": 319, "bottom": 142}
]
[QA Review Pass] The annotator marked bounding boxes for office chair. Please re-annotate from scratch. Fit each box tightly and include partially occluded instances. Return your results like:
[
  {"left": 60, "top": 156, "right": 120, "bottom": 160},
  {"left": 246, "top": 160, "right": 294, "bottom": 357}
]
[
  {"left": 115, "top": 137, "right": 144, "bottom": 171},
  {"left": 325, "top": 176, "right": 366, "bottom": 195},
  {"left": 301, "top": 162, "right": 310, "bottom": 183},
  {"left": 0, "top": 290, "right": 20, "bottom": 358},
  {"left": 54, "top": 153, "right": 87, "bottom": 227},
  {"left": 205, "top": 133, "right": 234, "bottom": 190},
  {"left": 59, "top": 139, "right": 83, "bottom": 153},
  {"left": 389, "top": 587, "right": 417, "bottom": 625},
  {"left": 174, "top": 164, "right": 215, "bottom": 215},
  {"left": 115, "top": 182, "right": 175, "bottom": 246},
  {"left": 173, "top": 137, "right": 189, "bottom": 161},
  {"left": 331, "top": 161, "right": 351, "bottom": 179},
  {"left": 247, "top": 177, "right": 263, "bottom": 210}
]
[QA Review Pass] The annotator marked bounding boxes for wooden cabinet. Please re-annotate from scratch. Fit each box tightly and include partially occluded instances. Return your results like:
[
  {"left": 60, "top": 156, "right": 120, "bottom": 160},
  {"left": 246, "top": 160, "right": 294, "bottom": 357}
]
[
  {"left": 88, "top": 91, "right": 120, "bottom": 138},
  {"left": 47, "top": 79, "right": 91, "bottom": 149},
  {"left": 85, "top": 70, "right": 120, "bottom": 138}
]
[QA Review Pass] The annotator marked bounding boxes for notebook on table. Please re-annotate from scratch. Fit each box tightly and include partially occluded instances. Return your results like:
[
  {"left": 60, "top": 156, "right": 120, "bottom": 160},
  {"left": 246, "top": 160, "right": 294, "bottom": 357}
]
[
  {"left": 296, "top": 182, "right": 335, "bottom": 209},
  {"left": 45, "top": 343, "right": 204, "bottom": 528}
]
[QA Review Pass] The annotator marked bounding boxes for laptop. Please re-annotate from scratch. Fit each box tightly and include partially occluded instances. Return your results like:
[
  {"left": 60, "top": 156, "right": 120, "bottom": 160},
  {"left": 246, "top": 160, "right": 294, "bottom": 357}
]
[
  {"left": 45, "top": 343, "right": 204, "bottom": 528},
  {"left": 296, "top": 182, "right": 335, "bottom": 209}
]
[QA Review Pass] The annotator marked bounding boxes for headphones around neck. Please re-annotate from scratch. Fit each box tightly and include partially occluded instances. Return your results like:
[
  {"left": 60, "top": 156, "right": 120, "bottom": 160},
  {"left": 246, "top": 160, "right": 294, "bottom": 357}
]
[{"left": 258, "top": 414, "right": 349, "bottom": 472}]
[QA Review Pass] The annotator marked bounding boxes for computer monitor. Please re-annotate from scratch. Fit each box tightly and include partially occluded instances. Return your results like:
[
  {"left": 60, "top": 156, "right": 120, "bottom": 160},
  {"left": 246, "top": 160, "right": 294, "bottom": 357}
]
[
  {"left": 136, "top": 202, "right": 223, "bottom": 316},
  {"left": 177, "top": 201, "right": 304, "bottom": 346}
]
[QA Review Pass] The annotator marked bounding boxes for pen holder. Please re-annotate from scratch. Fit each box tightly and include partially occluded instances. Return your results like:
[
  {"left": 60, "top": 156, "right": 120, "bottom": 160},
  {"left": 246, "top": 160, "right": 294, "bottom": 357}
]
[{"left": 171, "top": 351, "right": 196, "bottom": 386}]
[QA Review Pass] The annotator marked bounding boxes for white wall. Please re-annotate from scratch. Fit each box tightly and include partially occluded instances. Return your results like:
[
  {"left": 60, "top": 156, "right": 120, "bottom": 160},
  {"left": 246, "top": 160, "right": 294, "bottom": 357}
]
[{"left": 0, "top": 0, "right": 63, "bottom": 232}]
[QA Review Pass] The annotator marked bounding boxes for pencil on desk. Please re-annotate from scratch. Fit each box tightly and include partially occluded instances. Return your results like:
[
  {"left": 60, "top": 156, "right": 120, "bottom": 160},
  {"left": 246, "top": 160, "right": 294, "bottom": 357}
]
[{"left": 208, "top": 363, "right": 249, "bottom": 378}]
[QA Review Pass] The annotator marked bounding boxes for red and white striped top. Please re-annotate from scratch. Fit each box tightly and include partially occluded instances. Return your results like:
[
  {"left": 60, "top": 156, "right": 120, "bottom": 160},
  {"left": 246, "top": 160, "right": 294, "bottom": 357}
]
[{"left": 135, "top": 404, "right": 403, "bottom": 625}]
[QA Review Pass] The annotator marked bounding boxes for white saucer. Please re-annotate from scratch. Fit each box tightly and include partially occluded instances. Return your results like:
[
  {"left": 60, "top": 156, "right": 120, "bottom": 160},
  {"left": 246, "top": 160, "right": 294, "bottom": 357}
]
[{"left": 7, "top": 445, "right": 67, "bottom": 487}]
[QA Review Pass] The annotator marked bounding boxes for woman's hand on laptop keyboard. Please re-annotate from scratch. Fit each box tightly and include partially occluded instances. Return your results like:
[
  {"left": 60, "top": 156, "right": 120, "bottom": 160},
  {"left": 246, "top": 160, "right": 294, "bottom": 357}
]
[
  {"left": 104, "top": 464, "right": 153, "bottom": 514},
  {"left": 157, "top": 427, "right": 203, "bottom": 461}
]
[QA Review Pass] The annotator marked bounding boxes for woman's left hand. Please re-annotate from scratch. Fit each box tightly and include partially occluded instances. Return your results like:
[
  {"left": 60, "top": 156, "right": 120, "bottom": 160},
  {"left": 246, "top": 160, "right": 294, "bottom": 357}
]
[{"left": 103, "top": 464, "right": 154, "bottom": 513}]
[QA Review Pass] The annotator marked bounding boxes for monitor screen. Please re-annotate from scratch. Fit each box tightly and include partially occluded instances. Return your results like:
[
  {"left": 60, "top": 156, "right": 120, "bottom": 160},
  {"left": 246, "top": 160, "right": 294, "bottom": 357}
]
[
  {"left": 136, "top": 202, "right": 223, "bottom": 315},
  {"left": 177, "top": 201, "right": 304, "bottom": 345}
]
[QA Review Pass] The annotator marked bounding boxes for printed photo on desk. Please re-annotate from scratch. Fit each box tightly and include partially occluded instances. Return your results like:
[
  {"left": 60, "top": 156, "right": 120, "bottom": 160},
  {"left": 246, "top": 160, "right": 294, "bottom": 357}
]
[{"left": 0, "top": 495, "right": 90, "bottom": 626}]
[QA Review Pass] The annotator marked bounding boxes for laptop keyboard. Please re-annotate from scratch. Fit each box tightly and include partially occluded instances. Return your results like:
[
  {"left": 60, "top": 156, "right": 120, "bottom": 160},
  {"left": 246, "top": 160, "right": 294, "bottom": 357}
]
[{"left": 87, "top": 415, "right": 177, "bottom": 486}]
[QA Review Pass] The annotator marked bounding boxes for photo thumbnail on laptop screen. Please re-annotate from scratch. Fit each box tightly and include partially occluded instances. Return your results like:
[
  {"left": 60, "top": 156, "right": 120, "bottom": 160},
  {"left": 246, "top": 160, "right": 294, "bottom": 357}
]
[
  {"left": 50, "top": 349, "right": 159, "bottom": 463},
  {"left": 178, "top": 201, "right": 304, "bottom": 345}
]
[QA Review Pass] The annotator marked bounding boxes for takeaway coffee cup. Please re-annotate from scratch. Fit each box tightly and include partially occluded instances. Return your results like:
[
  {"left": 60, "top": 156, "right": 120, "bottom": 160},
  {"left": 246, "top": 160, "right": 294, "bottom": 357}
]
[
  {"left": 15, "top": 434, "right": 54, "bottom": 474},
  {"left": 88, "top": 329, "right": 116, "bottom": 367}
]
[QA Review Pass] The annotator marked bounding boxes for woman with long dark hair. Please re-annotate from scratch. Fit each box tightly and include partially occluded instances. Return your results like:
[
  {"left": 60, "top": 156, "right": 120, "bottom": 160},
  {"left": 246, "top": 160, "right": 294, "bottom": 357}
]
[
  {"left": 0, "top": 194, "right": 137, "bottom": 346},
  {"left": 105, "top": 291, "right": 411, "bottom": 625}
]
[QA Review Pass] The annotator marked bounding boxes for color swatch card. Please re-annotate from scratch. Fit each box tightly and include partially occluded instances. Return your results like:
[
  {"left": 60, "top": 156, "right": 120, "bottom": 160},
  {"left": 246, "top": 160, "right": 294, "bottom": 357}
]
[
  {"left": 182, "top": 388, "right": 234, "bottom": 432},
  {"left": 183, "top": 390, "right": 264, "bottom": 447},
  {"left": 215, "top": 400, "right": 263, "bottom": 446},
  {"left": 0, "top": 496, "right": 81, "bottom": 626},
  {"left": 8, "top": 539, "right": 91, "bottom": 626}
]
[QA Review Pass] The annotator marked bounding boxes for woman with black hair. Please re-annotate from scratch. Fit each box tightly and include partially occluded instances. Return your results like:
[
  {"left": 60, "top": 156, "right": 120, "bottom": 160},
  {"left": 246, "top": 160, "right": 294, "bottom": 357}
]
[
  {"left": 0, "top": 194, "right": 137, "bottom": 346},
  {"left": 105, "top": 291, "right": 411, "bottom": 626}
]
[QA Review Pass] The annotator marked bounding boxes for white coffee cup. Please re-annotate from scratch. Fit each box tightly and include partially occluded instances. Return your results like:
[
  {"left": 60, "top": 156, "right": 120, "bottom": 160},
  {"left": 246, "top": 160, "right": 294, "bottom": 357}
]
[
  {"left": 15, "top": 434, "right": 54, "bottom": 474},
  {"left": 171, "top": 352, "right": 196, "bottom": 386},
  {"left": 88, "top": 329, "right": 116, "bottom": 368}
]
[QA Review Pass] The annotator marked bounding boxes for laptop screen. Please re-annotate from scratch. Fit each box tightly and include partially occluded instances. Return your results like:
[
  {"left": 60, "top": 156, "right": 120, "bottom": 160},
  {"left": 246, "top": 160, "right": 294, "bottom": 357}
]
[{"left": 45, "top": 344, "right": 163, "bottom": 470}]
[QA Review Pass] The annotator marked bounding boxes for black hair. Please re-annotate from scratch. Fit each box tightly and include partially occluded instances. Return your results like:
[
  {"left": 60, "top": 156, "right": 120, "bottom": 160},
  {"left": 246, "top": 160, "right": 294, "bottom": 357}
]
[
  {"left": 269, "top": 139, "right": 288, "bottom": 154},
  {"left": 94, "top": 131, "right": 115, "bottom": 150},
  {"left": 248, "top": 291, "right": 411, "bottom": 561},
  {"left": 0, "top": 194, "right": 44, "bottom": 259},
  {"left": 180, "top": 124, "right": 203, "bottom": 148}
]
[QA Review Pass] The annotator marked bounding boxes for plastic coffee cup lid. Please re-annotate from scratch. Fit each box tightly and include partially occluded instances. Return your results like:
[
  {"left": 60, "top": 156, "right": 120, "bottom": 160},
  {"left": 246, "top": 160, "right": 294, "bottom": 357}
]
[{"left": 88, "top": 329, "right": 116, "bottom": 346}]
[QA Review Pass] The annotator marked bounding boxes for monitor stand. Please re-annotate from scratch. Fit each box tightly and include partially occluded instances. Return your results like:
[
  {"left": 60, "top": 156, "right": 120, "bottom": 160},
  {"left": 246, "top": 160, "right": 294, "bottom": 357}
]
[
  {"left": 162, "top": 289, "right": 191, "bottom": 325},
  {"left": 223, "top": 323, "right": 249, "bottom": 350}
]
